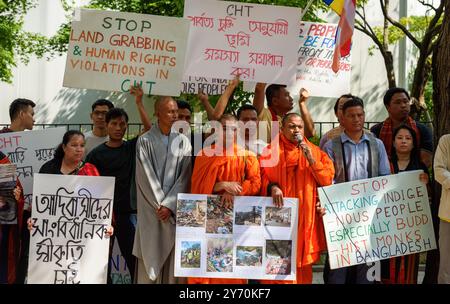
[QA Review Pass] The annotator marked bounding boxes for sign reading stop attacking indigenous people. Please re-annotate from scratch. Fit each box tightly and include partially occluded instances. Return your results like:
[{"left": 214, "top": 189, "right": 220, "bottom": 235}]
[
  {"left": 28, "top": 174, "right": 115, "bottom": 284},
  {"left": 318, "top": 171, "right": 437, "bottom": 270},
  {"left": 0, "top": 128, "right": 66, "bottom": 207},
  {"left": 183, "top": 0, "right": 299, "bottom": 84},
  {"left": 63, "top": 9, "right": 190, "bottom": 96},
  {"left": 288, "top": 21, "right": 351, "bottom": 98},
  {"left": 175, "top": 194, "right": 298, "bottom": 280}
]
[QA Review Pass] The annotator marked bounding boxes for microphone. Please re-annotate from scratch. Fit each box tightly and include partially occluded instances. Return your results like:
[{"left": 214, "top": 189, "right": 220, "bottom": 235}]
[{"left": 295, "top": 133, "right": 303, "bottom": 148}]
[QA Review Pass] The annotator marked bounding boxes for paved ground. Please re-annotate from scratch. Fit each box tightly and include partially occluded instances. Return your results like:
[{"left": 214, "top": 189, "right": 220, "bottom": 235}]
[{"left": 311, "top": 266, "right": 425, "bottom": 284}]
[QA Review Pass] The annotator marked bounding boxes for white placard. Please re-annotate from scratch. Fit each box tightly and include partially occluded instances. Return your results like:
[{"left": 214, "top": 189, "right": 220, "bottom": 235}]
[
  {"left": 0, "top": 128, "right": 66, "bottom": 206},
  {"left": 175, "top": 194, "right": 298, "bottom": 280},
  {"left": 181, "top": 76, "right": 229, "bottom": 95},
  {"left": 63, "top": 9, "right": 190, "bottom": 96},
  {"left": 288, "top": 21, "right": 351, "bottom": 98},
  {"left": 183, "top": 0, "right": 299, "bottom": 84},
  {"left": 319, "top": 171, "right": 436, "bottom": 269},
  {"left": 110, "top": 239, "right": 132, "bottom": 284},
  {"left": 27, "top": 173, "right": 115, "bottom": 284}
]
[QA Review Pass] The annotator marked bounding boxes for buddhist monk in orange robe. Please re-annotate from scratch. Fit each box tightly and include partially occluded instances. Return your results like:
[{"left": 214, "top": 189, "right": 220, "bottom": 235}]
[
  {"left": 188, "top": 114, "right": 261, "bottom": 284},
  {"left": 259, "top": 113, "right": 334, "bottom": 284}
]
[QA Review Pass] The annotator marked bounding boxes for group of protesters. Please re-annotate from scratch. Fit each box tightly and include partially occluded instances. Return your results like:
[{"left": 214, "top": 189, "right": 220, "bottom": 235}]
[{"left": 0, "top": 77, "right": 449, "bottom": 285}]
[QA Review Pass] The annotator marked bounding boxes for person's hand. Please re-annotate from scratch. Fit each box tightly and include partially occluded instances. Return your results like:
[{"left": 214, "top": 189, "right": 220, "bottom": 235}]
[
  {"left": 105, "top": 226, "right": 114, "bottom": 238},
  {"left": 13, "top": 186, "right": 21, "bottom": 201},
  {"left": 198, "top": 91, "right": 209, "bottom": 104},
  {"left": 271, "top": 186, "right": 284, "bottom": 208},
  {"left": 299, "top": 141, "right": 315, "bottom": 165},
  {"left": 228, "top": 75, "right": 240, "bottom": 89},
  {"left": 219, "top": 192, "right": 234, "bottom": 209},
  {"left": 157, "top": 206, "right": 173, "bottom": 222},
  {"left": 221, "top": 182, "right": 243, "bottom": 196},
  {"left": 130, "top": 84, "right": 144, "bottom": 103},
  {"left": 299, "top": 88, "right": 309, "bottom": 103},
  {"left": 255, "top": 82, "right": 267, "bottom": 91},
  {"left": 316, "top": 201, "right": 326, "bottom": 217},
  {"left": 419, "top": 172, "right": 429, "bottom": 184},
  {"left": 27, "top": 218, "right": 34, "bottom": 232}
]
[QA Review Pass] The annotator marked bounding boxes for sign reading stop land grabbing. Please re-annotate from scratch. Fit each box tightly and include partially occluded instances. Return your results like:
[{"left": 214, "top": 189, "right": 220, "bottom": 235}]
[
  {"left": 288, "top": 21, "right": 351, "bottom": 98},
  {"left": 63, "top": 9, "right": 190, "bottom": 96},
  {"left": 318, "top": 171, "right": 436, "bottom": 270},
  {"left": 183, "top": 0, "right": 299, "bottom": 84}
]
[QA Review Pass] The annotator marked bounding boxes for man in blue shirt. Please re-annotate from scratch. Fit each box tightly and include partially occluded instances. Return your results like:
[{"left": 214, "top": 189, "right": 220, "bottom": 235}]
[{"left": 322, "top": 96, "right": 390, "bottom": 284}]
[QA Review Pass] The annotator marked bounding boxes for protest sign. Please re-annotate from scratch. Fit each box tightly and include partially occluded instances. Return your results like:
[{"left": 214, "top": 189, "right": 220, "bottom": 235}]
[
  {"left": 0, "top": 128, "right": 66, "bottom": 207},
  {"left": 110, "top": 239, "right": 132, "bottom": 284},
  {"left": 175, "top": 194, "right": 298, "bottom": 280},
  {"left": 288, "top": 21, "right": 351, "bottom": 98},
  {"left": 27, "top": 173, "right": 115, "bottom": 284},
  {"left": 64, "top": 9, "right": 190, "bottom": 96},
  {"left": 181, "top": 76, "right": 229, "bottom": 95},
  {"left": 319, "top": 171, "right": 436, "bottom": 269},
  {"left": 183, "top": 0, "right": 299, "bottom": 84}
]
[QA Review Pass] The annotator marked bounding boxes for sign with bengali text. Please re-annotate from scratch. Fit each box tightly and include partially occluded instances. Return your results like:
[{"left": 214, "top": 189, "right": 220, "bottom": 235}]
[
  {"left": 0, "top": 128, "right": 66, "bottom": 207},
  {"left": 183, "top": 0, "right": 299, "bottom": 84},
  {"left": 28, "top": 174, "right": 115, "bottom": 284}
]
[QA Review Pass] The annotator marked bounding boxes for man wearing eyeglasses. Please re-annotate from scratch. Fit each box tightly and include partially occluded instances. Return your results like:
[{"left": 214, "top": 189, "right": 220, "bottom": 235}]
[{"left": 84, "top": 99, "right": 115, "bottom": 156}]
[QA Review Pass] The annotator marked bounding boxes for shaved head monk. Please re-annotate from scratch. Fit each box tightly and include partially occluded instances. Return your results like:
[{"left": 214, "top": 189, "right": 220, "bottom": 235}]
[
  {"left": 259, "top": 113, "right": 335, "bottom": 284},
  {"left": 188, "top": 114, "right": 261, "bottom": 284}
]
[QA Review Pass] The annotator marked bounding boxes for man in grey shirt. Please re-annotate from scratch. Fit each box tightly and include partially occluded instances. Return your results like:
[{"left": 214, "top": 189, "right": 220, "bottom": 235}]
[{"left": 84, "top": 99, "right": 114, "bottom": 157}]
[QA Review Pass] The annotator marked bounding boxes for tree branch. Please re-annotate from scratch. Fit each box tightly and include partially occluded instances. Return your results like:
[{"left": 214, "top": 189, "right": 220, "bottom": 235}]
[
  {"left": 427, "top": 26, "right": 442, "bottom": 56},
  {"left": 426, "top": 1, "right": 445, "bottom": 34},
  {"left": 380, "top": 0, "right": 421, "bottom": 47},
  {"left": 417, "top": 0, "right": 438, "bottom": 12},
  {"left": 356, "top": 8, "right": 380, "bottom": 43}
]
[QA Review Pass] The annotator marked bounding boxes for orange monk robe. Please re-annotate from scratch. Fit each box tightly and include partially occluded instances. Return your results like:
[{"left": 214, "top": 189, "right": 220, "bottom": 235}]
[
  {"left": 259, "top": 134, "right": 334, "bottom": 284},
  {"left": 188, "top": 144, "right": 261, "bottom": 284}
]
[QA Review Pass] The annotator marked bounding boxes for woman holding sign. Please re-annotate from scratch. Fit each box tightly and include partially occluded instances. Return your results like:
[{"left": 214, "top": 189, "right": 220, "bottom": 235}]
[
  {"left": 382, "top": 124, "right": 429, "bottom": 284},
  {"left": 30, "top": 131, "right": 113, "bottom": 233},
  {"left": 39, "top": 130, "right": 99, "bottom": 176},
  {"left": 0, "top": 151, "right": 25, "bottom": 284}
]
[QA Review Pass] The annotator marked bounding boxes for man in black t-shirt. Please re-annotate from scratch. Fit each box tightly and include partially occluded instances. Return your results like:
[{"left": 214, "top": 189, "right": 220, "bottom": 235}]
[{"left": 86, "top": 88, "right": 151, "bottom": 281}]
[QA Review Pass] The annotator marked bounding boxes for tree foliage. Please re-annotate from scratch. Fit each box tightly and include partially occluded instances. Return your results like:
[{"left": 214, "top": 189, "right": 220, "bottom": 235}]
[{"left": 0, "top": 0, "right": 50, "bottom": 83}]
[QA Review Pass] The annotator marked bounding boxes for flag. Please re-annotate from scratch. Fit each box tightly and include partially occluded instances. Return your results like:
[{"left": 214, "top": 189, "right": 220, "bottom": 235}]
[
  {"left": 322, "top": 0, "right": 345, "bottom": 15},
  {"left": 324, "top": 0, "right": 356, "bottom": 73}
]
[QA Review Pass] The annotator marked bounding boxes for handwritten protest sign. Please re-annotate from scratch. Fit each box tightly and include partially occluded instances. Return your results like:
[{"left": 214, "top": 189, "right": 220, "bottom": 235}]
[
  {"left": 110, "top": 239, "right": 132, "bottom": 284},
  {"left": 183, "top": 0, "right": 299, "bottom": 84},
  {"left": 175, "top": 194, "right": 298, "bottom": 280},
  {"left": 28, "top": 173, "right": 115, "bottom": 284},
  {"left": 319, "top": 171, "right": 436, "bottom": 270},
  {"left": 0, "top": 163, "right": 17, "bottom": 224},
  {"left": 288, "top": 21, "right": 351, "bottom": 98},
  {"left": 63, "top": 9, "right": 190, "bottom": 96},
  {"left": 0, "top": 128, "right": 66, "bottom": 207},
  {"left": 181, "top": 76, "right": 229, "bottom": 95}
]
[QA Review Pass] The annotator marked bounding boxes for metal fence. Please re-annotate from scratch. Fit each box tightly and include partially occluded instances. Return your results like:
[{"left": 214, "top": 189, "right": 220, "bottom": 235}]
[{"left": 0, "top": 121, "right": 431, "bottom": 139}]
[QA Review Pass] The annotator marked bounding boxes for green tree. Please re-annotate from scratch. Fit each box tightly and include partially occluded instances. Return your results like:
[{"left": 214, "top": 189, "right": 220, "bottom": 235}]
[
  {"left": 0, "top": 0, "right": 49, "bottom": 83},
  {"left": 355, "top": 0, "right": 444, "bottom": 120}
]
